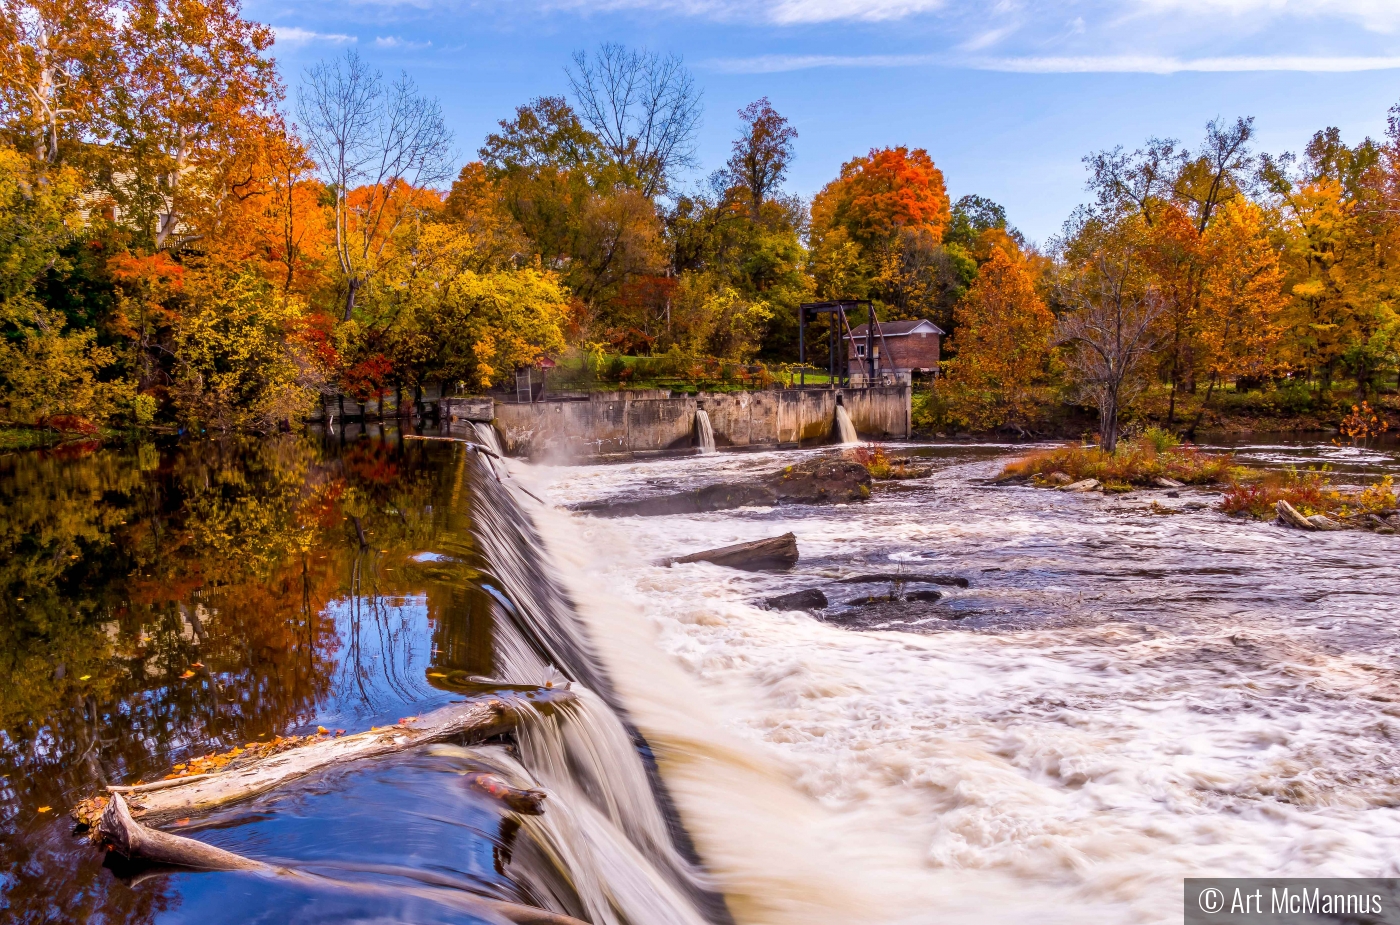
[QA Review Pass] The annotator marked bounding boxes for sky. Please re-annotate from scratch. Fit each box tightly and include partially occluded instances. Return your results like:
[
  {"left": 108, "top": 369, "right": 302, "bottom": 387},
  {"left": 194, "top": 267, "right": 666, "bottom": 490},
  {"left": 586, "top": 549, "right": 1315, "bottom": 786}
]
[{"left": 248, "top": 0, "right": 1400, "bottom": 243}]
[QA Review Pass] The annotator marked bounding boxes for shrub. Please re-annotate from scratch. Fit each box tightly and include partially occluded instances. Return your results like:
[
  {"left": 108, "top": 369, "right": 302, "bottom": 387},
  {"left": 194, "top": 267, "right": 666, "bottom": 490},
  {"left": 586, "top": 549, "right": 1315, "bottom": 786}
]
[
  {"left": 1140, "top": 426, "right": 1180, "bottom": 453},
  {"left": 1219, "top": 468, "right": 1341, "bottom": 519},
  {"left": 1000, "top": 437, "right": 1233, "bottom": 486}
]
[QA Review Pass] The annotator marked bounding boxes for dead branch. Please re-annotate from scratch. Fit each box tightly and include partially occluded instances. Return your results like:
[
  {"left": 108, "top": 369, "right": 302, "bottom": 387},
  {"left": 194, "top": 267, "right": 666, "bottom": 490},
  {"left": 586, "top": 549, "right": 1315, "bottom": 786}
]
[{"left": 77, "top": 688, "right": 572, "bottom": 828}]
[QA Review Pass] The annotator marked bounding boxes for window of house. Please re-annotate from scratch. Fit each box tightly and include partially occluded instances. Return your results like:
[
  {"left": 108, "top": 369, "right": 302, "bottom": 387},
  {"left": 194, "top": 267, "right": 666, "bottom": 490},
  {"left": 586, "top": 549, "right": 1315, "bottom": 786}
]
[{"left": 855, "top": 344, "right": 866, "bottom": 357}]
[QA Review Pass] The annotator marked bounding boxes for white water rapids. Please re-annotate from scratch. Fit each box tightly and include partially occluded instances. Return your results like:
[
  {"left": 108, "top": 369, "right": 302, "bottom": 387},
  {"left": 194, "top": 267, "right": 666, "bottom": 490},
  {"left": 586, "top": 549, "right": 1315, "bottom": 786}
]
[{"left": 493, "top": 440, "right": 1400, "bottom": 925}]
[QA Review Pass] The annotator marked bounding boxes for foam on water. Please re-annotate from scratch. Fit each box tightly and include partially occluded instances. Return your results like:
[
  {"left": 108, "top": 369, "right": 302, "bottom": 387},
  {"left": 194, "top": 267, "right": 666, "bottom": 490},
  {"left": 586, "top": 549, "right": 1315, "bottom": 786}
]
[{"left": 495, "top": 441, "right": 1400, "bottom": 924}]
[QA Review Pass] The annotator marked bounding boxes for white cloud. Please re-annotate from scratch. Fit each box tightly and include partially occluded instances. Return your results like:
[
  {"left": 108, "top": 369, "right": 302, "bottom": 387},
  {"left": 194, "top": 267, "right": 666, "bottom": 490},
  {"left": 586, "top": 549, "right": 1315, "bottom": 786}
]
[
  {"left": 1134, "top": 0, "right": 1400, "bottom": 33},
  {"left": 705, "top": 52, "right": 941, "bottom": 72},
  {"left": 537, "top": 0, "right": 948, "bottom": 24},
  {"left": 975, "top": 53, "right": 1400, "bottom": 72},
  {"left": 706, "top": 51, "right": 1400, "bottom": 73},
  {"left": 274, "top": 25, "right": 357, "bottom": 46},
  {"left": 374, "top": 35, "right": 432, "bottom": 48}
]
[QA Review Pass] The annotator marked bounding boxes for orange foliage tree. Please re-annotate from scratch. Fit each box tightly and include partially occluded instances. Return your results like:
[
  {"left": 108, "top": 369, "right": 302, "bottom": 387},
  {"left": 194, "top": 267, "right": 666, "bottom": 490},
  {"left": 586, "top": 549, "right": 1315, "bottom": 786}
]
[
  {"left": 810, "top": 146, "right": 953, "bottom": 324},
  {"left": 943, "top": 246, "right": 1055, "bottom": 429}
]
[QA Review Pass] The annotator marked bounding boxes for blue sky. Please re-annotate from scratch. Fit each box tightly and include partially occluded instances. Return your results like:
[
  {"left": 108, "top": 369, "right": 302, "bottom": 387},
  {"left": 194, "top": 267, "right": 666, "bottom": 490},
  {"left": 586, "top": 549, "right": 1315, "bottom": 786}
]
[{"left": 249, "top": 0, "right": 1400, "bottom": 243}]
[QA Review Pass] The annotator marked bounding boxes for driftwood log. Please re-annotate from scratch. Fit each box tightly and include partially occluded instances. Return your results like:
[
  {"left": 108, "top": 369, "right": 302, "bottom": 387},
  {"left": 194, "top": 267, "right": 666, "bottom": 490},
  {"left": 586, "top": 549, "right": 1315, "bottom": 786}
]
[
  {"left": 666, "top": 532, "right": 799, "bottom": 571},
  {"left": 97, "top": 794, "right": 587, "bottom": 925},
  {"left": 836, "top": 573, "right": 969, "bottom": 588},
  {"left": 1276, "top": 500, "right": 1316, "bottom": 530},
  {"left": 78, "top": 689, "right": 571, "bottom": 828}
]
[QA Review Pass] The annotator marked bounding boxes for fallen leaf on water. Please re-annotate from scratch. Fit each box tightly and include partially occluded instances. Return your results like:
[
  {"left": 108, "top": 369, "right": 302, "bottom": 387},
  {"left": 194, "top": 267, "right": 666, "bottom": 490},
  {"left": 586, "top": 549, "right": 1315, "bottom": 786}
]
[
  {"left": 179, "top": 670, "right": 195, "bottom": 679},
  {"left": 427, "top": 672, "right": 447, "bottom": 678},
  {"left": 175, "top": 818, "right": 190, "bottom": 826},
  {"left": 316, "top": 726, "right": 328, "bottom": 735},
  {"left": 191, "top": 662, "right": 204, "bottom": 669},
  {"left": 37, "top": 806, "right": 51, "bottom": 813},
  {"left": 78, "top": 675, "right": 91, "bottom": 681},
  {"left": 335, "top": 729, "right": 345, "bottom": 736},
  {"left": 398, "top": 717, "right": 417, "bottom": 725}
]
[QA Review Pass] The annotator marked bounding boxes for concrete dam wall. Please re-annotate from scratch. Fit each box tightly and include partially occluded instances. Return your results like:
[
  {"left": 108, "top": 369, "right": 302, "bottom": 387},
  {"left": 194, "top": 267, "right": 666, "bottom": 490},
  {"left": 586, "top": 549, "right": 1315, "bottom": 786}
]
[{"left": 443, "top": 387, "right": 911, "bottom": 461}]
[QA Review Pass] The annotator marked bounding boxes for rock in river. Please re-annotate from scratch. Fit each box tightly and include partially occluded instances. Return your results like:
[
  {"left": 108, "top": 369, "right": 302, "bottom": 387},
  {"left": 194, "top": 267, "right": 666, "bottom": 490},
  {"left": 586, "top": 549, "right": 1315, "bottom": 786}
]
[
  {"left": 764, "top": 589, "right": 829, "bottom": 612},
  {"left": 576, "top": 456, "right": 871, "bottom": 518}
]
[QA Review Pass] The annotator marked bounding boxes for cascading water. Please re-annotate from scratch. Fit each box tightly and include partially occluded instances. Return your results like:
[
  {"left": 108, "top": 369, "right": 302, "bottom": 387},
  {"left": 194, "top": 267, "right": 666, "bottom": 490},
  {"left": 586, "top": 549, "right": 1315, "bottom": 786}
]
[
  {"left": 695, "top": 409, "right": 716, "bottom": 455},
  {"left": 457, "top": 447, "right": 730, "bottom": 925},
  {"left": 834, "top": 404, "right": 859, "bottom": 444},
  {"left": 473, "top": 420, "right": 505, "bottom": 456}
]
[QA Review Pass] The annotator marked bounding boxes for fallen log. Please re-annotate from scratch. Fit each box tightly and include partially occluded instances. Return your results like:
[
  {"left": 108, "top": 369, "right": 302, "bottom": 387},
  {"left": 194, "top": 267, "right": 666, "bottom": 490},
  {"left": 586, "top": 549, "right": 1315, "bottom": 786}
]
[
  {"left": 666, "top": 532, "right": 798, "bottom": 571},
  {"left": 1275, "top": 500, "right": 1316, "bottom": 530},
  {"left": 97, "top": 794, "right": 587, "bottom": 925},
  {"left": 100, "top": 792, "right": 264, "bottom": 872},
  {"left": 1061, "top": 478, "right": 1101, "bottom": 492},
  {"left": 76, "top": 688, "right": 573, "bottom": 828},
  {"left": 836, "top": 573, "right": 969, "bottom": 588}
]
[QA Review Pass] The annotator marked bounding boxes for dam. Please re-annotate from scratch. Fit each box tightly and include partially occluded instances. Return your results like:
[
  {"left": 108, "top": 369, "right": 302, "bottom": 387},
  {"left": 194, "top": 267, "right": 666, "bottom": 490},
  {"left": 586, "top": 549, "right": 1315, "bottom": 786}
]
[{"left": 440, "top": 386, "right": 912, "bottom": 460}]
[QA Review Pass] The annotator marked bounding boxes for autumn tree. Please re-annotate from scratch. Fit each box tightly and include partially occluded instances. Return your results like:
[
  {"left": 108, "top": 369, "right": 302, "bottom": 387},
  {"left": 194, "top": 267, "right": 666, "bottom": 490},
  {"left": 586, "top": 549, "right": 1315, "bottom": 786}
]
[
  {"left": 1262, "top": 123, "right": 1400, "bottom": 398},
  {"left": 298, "top": 50, "right": 453, "bottom": 320},
  {"left": 171, "top": 271, "right": 326, "bottom": 432},
  {"left": 566, "top": 43, "right": 702, "bottom": 198},
  {"left": 810, "top": 146, "right": 956, "bottom": 331},
  {"left": 97, "top": 0, "right": 282, "bottom": 249},
  {"left": 943, "top": 245, "right": 1055, "bottom": 429},
  {"left": 725, "top": 97, "right": 796, "bottom": 221},
  {"left": 1056, "top": 214, "right": 1162, "bottom": 452},
  {"left": 1194, "top": 199, "right": 1286, "bottom": 416},
  {"left": 479, "top": 95, "right": 666, "bottom": 346},
  {"left": 0, "top": 0, "right": 119, "bottom": 166}
]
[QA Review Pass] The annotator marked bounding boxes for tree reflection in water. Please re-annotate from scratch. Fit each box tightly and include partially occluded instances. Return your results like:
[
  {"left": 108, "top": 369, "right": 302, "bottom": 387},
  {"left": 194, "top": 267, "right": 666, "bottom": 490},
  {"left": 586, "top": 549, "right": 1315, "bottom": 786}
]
[{"left": 0, "top": 431, "right": 475, "bottom": 924}]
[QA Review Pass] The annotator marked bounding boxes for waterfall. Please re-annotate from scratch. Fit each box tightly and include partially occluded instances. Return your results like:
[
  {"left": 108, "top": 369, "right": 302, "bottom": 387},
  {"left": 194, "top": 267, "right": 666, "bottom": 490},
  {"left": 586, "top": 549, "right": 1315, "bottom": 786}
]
[
  {"left": 694, "top": 409, "right": 716, "bottom": 455},
  {"left": 472, "top": 420, "right": 505, "bottom": 456},
  {"left": 835, "top": 404, "right": 859, "bottom": 444},
  {"left": 457, "top": 451, "right": 729, "bottom": 925}
]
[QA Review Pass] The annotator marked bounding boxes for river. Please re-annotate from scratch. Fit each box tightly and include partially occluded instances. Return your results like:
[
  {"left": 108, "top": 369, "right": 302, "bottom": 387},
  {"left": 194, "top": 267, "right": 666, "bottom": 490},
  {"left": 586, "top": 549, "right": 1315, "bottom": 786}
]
[
  {"left": 521, "top": 437, "right": 1400, "bottom": 924},
  {"left": 1, "top": 432, "right": 1397, "bottom": 923}
]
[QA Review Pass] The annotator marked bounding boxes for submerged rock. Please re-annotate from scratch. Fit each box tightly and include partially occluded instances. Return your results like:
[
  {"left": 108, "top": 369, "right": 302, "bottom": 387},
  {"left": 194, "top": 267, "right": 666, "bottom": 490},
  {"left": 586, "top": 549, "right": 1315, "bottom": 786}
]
[
  {"left": 764, "top": 589, "right": 829, "bottom": 612},
  {"left": 1154, "top": 476, "right": 1185, "bottom": 488},
  {"left": 904, "top": 589, "right": 944, "bottom": 602}
]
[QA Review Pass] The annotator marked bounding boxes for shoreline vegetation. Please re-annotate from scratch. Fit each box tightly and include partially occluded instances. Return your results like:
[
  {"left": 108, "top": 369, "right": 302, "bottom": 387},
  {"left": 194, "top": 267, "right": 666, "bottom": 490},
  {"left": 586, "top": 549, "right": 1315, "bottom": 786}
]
[{"left": 992, "top": 425, "right": 1398, "bottom": 533}]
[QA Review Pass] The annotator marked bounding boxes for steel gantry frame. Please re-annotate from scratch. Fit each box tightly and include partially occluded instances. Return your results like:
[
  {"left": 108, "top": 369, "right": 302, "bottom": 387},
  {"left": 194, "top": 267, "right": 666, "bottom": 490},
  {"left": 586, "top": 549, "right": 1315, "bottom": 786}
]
[{"left": 797, "top": 300, "right": 886, "bottom": 388}]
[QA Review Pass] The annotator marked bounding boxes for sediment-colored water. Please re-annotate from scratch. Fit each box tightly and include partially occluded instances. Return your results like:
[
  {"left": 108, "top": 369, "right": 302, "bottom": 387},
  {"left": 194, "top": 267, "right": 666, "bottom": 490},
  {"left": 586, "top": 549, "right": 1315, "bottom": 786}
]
[{"left": 517, "top": 439, "right": 1400, "bottom": 925}]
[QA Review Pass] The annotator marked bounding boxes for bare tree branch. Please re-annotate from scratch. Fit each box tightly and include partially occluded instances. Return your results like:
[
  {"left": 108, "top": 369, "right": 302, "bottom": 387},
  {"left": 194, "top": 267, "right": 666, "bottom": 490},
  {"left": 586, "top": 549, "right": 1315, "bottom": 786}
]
[
  {"left": 298, "top": 50, "right": 454, "bottom": 320},
  {"left": 567, "top": 43, "right": 701, "bottom": 198}
]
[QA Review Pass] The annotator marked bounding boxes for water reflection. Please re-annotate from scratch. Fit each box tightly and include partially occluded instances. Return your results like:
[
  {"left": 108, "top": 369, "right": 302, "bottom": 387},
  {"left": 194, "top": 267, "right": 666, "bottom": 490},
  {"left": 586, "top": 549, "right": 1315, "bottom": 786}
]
[{"left": 0, "top": 432, "right": 494, "bottom": 923}]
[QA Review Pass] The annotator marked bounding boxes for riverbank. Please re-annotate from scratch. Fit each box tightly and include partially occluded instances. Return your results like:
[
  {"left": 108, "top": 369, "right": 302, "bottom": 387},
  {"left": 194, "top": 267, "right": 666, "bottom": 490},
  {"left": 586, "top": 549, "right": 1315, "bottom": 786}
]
[{"left": 911, "top": 384, "right": 1400, "bottom": 441}]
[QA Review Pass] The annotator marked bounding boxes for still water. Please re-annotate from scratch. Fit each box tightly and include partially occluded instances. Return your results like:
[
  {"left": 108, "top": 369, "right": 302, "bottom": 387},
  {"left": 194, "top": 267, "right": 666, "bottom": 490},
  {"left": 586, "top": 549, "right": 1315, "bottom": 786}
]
[{"left": 0, "top": 432, "right": 720, "bottom": 925}]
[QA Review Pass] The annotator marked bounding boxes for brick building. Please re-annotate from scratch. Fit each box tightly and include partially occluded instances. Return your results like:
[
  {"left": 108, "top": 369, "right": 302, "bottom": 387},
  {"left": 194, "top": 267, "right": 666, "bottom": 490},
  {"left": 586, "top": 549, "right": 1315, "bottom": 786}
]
[{"left": 845, "top": 319, "right": 944, "bottom": 382}]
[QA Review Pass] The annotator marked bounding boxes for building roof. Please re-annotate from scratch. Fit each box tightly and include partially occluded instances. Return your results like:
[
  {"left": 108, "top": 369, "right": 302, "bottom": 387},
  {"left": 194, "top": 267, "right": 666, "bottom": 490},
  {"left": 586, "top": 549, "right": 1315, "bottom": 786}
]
[{"left": 845, "top": 319, "right": 945, "bottom": 338}]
